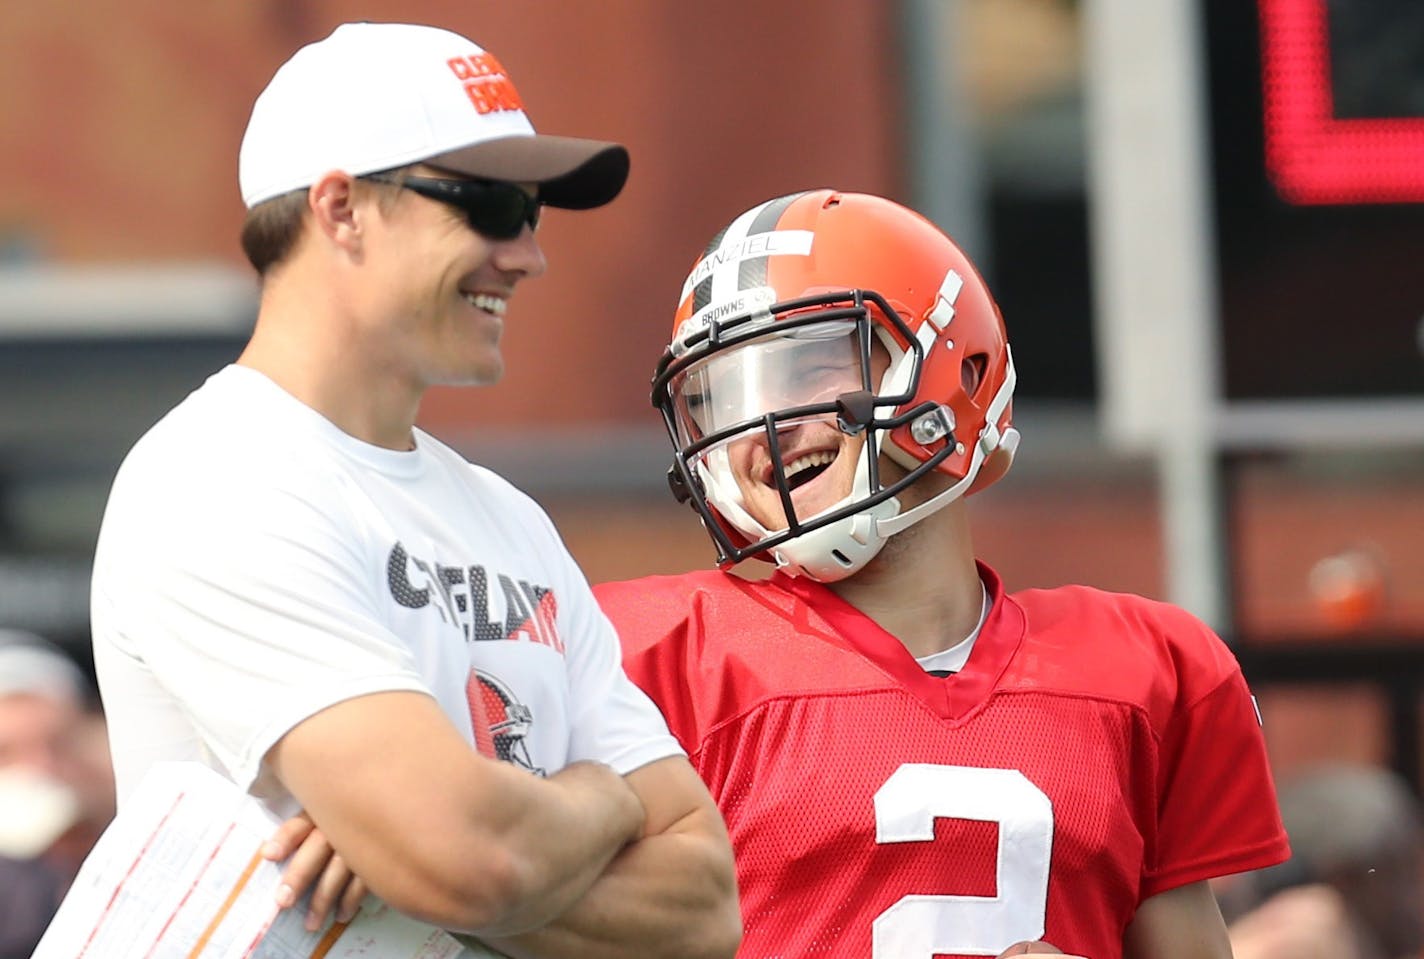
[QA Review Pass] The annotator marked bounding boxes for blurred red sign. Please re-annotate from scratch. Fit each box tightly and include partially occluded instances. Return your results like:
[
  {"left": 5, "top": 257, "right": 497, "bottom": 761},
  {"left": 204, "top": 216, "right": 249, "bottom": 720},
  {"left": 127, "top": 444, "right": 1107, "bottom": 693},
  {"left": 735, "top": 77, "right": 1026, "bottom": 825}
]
[{"left": 1260, "top": 0, "right": 1424, "bottom": 204}]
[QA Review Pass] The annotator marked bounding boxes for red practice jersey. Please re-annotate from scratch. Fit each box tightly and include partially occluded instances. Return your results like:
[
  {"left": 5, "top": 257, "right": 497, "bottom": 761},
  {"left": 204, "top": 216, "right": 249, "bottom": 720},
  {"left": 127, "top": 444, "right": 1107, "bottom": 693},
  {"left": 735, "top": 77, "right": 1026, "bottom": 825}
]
[{"left": 595, "top": 564, "right": 1289, "bottom": 959}]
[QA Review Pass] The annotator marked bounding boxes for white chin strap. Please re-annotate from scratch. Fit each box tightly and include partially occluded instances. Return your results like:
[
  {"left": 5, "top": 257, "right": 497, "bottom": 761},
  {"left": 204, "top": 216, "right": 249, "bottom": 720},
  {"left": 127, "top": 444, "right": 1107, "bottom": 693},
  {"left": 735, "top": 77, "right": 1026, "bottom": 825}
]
[{"left": 767, "top": 495, "right": 901, "bottom": 582}]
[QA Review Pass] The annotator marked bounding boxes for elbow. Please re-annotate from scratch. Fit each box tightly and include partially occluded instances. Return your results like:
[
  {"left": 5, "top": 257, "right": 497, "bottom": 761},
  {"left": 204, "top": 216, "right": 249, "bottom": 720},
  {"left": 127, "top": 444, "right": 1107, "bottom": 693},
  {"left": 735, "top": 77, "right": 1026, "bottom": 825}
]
[
  {"left": 680, "top": 818, "right": 743, "bottom": 959},
  {"left": 664, "top": 846, "right": 743, "bottom": 959},
  {"left": 694, "top": 893, "right": 744, "bottom": 959},
  {"left": 702, "top": 832, "right": 744, "bottom": 959},
  {"left": 708, "top": 865, "right": 745, "bottom": 959},
  {"left": 665, "top": 888, "right": 742, "bottom": 959}
]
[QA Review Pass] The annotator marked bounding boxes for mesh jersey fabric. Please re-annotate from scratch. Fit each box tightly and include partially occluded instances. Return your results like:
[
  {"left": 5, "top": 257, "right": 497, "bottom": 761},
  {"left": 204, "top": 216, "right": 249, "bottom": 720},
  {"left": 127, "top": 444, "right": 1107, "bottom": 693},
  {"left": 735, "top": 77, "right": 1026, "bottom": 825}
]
[{"left": 596, "top": 563, "right": 1289, "bottom": 959}]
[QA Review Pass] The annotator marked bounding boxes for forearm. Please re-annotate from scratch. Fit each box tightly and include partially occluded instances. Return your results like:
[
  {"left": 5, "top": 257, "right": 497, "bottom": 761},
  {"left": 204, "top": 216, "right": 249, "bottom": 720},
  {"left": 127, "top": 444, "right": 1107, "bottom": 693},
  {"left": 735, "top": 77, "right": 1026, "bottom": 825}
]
[
  {"left": 1123, "top": 881, "right": 1233, "bottom": 959},
  {"left": 462, "top": 805, "right": 740, "bottom": 959},
  {"left": 454, "top": 760, "right": 646, "bottom": 936},
  {"left": 268, "top": 697, "right": 646, "bottom": 936},
  {"left": 268, "top": 759, "right": 642, "bottom": 938}
]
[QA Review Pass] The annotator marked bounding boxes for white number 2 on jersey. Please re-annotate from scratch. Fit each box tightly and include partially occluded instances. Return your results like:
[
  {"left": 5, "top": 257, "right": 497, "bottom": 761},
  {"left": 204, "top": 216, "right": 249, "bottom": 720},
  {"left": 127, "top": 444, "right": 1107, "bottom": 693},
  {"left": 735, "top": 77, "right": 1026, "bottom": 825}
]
[{"left": 873, "top": 763, "right": 1053, "bottom": 957}]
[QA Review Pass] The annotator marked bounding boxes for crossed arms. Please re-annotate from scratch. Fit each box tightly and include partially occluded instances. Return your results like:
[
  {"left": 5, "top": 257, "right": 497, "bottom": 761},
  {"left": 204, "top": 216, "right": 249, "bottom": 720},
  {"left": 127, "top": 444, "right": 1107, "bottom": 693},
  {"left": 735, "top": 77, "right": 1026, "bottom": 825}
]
[{"left": 266, "top": 690, "right": 740, "bottom": 958}]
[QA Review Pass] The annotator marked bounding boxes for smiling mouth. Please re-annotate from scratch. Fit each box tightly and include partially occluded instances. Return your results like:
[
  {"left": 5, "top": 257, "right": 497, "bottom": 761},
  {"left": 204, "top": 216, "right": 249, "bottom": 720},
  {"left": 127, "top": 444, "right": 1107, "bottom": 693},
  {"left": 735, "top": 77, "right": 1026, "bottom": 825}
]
[
  {"left": 781, "top": 450, "right": 836, "bottom": 492},
  {"left": 462, "top": 291, "right": 507, "bottom": 316}
]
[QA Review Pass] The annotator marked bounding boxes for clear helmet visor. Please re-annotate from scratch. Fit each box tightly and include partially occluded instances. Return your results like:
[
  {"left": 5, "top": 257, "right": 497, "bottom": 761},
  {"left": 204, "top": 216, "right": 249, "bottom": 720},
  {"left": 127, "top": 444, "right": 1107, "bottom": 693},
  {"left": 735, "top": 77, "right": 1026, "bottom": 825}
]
[
  {"left": 669, "top": 319, "right": 871, "bottom": 447},
  {"left": 667, "top": 318, "right": 894, "bottom": 546}
]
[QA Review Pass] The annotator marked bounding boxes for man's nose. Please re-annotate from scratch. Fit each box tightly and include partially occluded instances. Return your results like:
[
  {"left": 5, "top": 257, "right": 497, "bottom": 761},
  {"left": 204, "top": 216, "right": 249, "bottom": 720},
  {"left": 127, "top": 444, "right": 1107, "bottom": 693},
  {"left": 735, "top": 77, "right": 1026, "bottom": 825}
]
[{"left": 492, "top": 224, "right": 548, "bottom": 280}]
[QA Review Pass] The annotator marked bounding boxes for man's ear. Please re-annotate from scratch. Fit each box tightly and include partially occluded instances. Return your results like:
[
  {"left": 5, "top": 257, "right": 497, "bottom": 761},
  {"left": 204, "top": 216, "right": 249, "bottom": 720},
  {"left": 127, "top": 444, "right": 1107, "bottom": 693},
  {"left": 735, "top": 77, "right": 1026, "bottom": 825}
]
[{"left": 307, "top": 170, "right": 363, "bottom": 251}]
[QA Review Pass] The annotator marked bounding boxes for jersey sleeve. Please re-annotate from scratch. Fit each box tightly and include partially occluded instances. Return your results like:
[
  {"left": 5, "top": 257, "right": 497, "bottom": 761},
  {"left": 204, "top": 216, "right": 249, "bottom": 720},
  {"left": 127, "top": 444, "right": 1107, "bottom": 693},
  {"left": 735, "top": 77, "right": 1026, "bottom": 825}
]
[
  {"left": 1143, "top": 639, "right": 1291, "bottom": 897},
  {"left": 92, "top": 467, "right": 430, "bottom": 795},
  {"left": 523, "top": 514, "right": 684, "bottom": 775},
  {"left": 595, "top": 578, "right": 708, "bottom": 755}
]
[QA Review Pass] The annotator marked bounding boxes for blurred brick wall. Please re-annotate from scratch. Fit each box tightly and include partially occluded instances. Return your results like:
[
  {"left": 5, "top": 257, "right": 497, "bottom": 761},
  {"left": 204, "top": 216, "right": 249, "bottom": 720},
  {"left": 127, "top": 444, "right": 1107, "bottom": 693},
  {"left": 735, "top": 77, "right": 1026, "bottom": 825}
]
[{"left": 0, "top": 0, "right": 902, "bottom": 431}]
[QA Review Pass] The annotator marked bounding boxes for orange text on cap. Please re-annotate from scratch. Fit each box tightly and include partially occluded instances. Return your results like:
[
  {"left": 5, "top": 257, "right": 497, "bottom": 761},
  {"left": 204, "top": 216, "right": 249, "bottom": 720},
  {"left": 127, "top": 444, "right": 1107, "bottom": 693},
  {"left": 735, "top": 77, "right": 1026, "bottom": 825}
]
[{"left": 447, "top": 53, "right": 525, "bottom": 115}]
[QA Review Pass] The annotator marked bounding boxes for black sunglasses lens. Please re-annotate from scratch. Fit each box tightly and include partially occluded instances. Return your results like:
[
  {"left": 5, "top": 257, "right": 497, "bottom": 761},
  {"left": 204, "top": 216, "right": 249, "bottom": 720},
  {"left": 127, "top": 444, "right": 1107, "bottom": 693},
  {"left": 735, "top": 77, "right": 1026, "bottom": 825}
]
[
  {"left": 463, "top": 184, "right": 538, "bottom": 240},
  {"left": 372, "top": 175, "right": 540, "bottom": 240}
]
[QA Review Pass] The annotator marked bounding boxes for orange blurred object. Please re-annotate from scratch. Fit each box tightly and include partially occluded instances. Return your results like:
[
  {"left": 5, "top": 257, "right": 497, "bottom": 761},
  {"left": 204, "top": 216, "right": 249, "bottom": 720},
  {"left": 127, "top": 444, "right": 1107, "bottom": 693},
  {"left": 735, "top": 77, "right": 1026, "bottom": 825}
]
[{"left": 1308, "top": 547, "right": 1387, "bottom": 631}]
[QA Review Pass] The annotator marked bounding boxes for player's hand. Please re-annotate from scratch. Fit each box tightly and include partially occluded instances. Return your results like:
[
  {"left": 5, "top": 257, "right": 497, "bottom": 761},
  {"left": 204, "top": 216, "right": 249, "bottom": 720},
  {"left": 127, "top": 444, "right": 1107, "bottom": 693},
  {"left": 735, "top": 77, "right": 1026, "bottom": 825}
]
[
  {"left": 263, "top": 811, "right": 368, "bottom": 932},
  {"left": 996, "top": 942, "right": 1089, "bottom": 958}
]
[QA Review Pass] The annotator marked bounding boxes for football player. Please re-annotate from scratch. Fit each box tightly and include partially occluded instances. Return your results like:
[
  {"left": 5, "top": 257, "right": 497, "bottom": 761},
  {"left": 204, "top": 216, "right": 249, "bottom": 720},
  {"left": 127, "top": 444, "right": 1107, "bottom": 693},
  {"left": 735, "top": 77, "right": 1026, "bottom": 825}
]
[{"left": 594, "top": 190, "right": 1290, "bottom": 959}]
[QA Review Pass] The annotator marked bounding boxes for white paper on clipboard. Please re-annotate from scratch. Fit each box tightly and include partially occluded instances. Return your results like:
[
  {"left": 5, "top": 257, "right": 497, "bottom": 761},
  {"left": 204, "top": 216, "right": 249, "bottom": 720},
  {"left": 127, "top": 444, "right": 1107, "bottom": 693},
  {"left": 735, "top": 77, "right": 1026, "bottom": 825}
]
[{"left": 30, "top": 761, "right": 494, "bottom": 959}]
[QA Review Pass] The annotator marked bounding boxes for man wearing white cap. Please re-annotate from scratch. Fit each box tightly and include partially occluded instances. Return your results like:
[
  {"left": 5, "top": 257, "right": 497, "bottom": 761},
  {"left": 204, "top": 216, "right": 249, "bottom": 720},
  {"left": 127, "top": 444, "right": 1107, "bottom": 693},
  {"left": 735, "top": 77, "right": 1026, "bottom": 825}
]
[{"left": 90, "top": 21, "right": 738, "bottom": 957}]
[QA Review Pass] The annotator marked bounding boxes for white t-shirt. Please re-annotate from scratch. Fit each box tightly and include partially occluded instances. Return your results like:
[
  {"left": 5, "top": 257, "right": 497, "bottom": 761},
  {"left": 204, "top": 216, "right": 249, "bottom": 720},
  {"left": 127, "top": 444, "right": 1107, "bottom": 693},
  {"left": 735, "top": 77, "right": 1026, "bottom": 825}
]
[{"left": 91, "top": 366, "right": 681, "bottom": 816}]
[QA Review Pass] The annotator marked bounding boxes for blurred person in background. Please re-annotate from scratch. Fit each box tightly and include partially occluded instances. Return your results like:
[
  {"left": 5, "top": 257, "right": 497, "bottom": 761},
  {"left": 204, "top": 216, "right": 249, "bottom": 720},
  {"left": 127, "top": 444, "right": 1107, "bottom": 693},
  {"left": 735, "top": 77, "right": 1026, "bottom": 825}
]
[
  {"left": 0, "top": 855, "right": 64, "bottom": 959},
  {"left": 87, "top": 21, "right": 737, "bottom": 956},
  {"left": 1226, "top": 762, "right": 1424, "bottom": 959},
  {"left": 0, "top": 629, "right": 115, "bottom": 959},
  {"left": 594, "top": 190, "right": 1290, "bottom": 958}
]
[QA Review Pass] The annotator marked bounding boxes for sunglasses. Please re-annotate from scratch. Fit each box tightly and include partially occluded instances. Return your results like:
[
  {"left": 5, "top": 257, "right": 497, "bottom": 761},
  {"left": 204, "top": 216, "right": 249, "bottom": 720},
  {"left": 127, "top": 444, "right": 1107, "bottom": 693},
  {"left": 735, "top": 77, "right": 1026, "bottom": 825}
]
[{"left": 364, "top": 173, "right": 541, "bottom": 240}]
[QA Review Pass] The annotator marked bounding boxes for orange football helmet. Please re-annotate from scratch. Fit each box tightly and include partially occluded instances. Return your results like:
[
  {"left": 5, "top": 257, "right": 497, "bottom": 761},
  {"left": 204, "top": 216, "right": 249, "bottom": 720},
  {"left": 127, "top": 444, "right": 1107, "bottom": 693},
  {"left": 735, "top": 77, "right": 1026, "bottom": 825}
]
[{"left": 652, "top": 190, "right": 1018, "bottom": 580}]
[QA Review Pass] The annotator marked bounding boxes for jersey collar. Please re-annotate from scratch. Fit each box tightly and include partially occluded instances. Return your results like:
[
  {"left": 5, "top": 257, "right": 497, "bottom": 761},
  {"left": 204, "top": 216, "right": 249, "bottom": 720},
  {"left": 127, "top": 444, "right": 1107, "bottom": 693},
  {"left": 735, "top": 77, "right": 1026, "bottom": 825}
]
[{"left": 770, "top": 561, "right": 1026, "bottom": 721}]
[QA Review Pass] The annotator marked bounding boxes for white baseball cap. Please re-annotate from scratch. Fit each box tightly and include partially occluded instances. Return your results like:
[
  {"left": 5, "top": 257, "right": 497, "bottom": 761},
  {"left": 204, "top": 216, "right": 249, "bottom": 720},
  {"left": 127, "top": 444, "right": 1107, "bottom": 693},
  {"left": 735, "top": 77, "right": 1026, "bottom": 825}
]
[
  {"left": 0, "top": 629, "right": 84, "bottom": 703},
  {"left": 238, "top": 22, "right": 629, "bottom": 210}
]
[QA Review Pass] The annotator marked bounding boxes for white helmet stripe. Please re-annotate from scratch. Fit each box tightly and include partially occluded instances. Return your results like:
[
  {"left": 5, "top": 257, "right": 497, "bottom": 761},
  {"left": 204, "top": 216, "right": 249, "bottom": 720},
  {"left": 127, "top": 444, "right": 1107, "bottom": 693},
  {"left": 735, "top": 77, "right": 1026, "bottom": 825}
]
[
  {"left": 713, "top": 200, "right": 773, "bottom": 306},
  {"left": 681, "top": 193, "right": 814, "bottom": 307}
]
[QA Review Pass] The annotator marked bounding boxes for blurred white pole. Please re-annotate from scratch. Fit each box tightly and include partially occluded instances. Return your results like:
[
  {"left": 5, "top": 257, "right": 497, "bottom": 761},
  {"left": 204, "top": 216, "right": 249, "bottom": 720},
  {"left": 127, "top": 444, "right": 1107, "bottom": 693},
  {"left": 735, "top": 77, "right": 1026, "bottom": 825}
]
[
  {"left": 901, "top": 0, "right": 990, "bottom": 265},
  {"left": 0, "top": 262, "right": 257, "bottom": 338},
  {"left": 1082, "top": 0, "right": 1229, "bottom": 631}
]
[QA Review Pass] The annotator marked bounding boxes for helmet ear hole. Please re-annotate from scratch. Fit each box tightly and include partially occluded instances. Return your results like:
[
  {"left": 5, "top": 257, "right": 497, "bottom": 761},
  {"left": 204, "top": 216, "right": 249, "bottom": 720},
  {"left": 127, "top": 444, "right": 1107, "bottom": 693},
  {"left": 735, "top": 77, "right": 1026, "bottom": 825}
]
[{"left": 962, "top": 353, "right": 988, "bottom": 396}]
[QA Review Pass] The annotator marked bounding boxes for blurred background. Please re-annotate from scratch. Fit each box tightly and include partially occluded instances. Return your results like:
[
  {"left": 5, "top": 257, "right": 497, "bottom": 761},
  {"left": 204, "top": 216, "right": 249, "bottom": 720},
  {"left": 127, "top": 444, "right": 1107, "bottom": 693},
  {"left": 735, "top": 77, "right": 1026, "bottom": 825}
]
[{"left": 0, "top": 0, "right": 1421, "bottom": 850}]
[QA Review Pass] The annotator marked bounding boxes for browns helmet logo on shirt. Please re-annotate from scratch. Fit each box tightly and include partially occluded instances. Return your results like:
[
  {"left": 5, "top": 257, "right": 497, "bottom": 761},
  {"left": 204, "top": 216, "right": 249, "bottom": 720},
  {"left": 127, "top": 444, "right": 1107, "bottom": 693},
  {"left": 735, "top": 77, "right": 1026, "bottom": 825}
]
[{"left": 469, "top": 669, "right": 544, "bottom": 776}]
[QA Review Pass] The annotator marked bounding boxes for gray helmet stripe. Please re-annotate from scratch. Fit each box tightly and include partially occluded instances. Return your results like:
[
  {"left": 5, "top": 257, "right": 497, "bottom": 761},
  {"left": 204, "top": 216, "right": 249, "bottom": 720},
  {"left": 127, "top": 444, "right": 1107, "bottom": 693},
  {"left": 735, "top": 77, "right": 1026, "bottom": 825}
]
[
  {"left": 700, "top": 192, "right": 810, "bottom": 307},
  {"left": 705, "top": 200, "right": 775, "bottom": 306},
  {"left": 691, "top": 224, "right": 731, "bottom": 313},
  {"left": 736, "top": 192, "right": 809, "bottom": 292}
]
